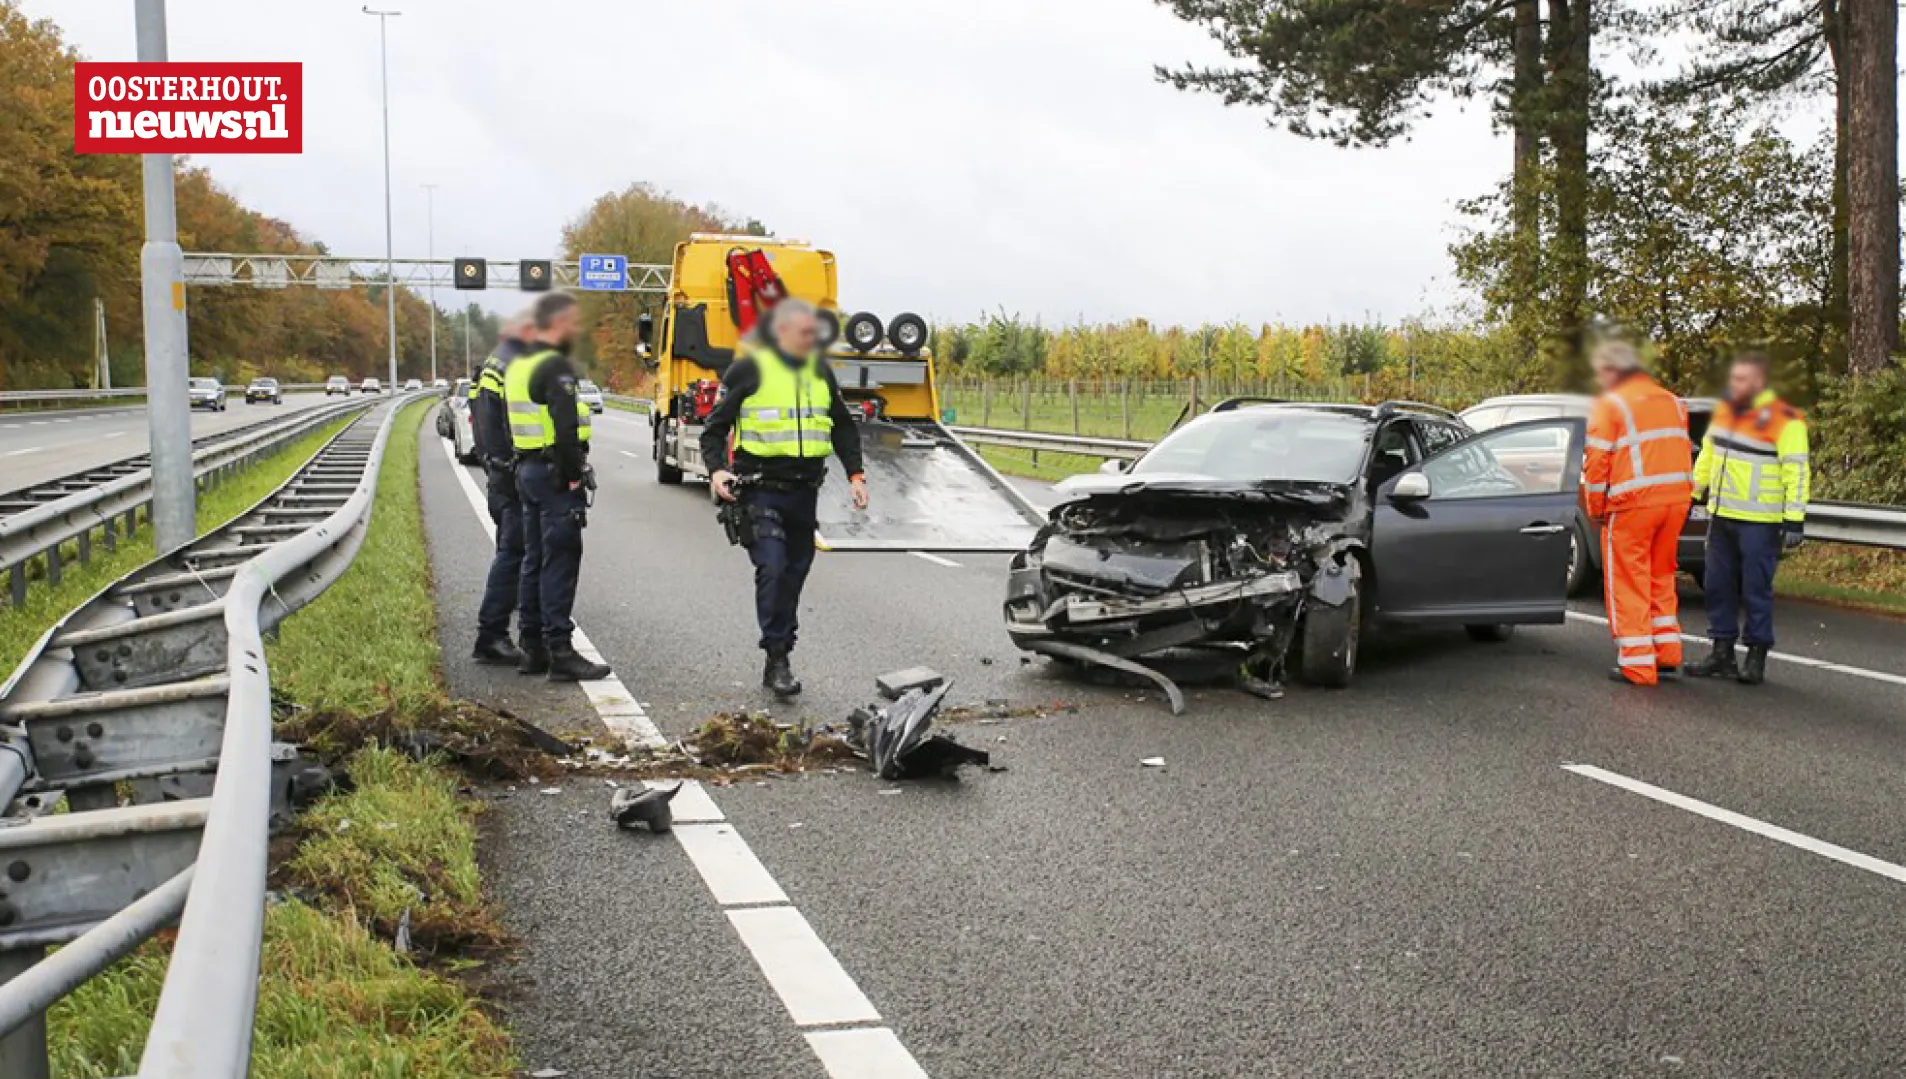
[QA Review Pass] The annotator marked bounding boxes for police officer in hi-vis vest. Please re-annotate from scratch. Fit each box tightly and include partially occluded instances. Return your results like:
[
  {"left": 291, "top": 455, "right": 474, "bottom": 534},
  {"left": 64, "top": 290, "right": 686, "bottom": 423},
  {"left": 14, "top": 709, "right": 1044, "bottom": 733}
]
[
  {"left": 702, "top": 298, "right": 868, "bottom": 697},
  {"left": 469, "top": 311, "right": 534, "bottom": 667},
  {"left": 503, "top": 290, "right": 612, "bottom": 683}
]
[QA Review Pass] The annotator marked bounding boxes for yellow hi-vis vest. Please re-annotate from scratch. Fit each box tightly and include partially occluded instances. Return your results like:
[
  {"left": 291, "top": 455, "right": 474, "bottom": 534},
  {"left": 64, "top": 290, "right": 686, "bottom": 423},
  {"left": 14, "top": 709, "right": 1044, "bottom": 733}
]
[
  {"left": 475, "top": 352, "right": 506, "bottom": 399},
  {"left": 734, "top": 347, "right": 833, "bottom": 458},
  {"left": 503, "top": 348, "right": 593, "bottom": 451},
  {"left": 1692, "top": 389, "right": 1810, "bottom": 525}
]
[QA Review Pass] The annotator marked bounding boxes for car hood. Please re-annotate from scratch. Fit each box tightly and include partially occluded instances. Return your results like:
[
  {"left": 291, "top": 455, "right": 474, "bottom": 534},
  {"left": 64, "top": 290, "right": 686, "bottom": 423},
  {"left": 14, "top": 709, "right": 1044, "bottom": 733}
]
[{"left": 1055, "top": 471, "right": 1350, "bottom": 507}]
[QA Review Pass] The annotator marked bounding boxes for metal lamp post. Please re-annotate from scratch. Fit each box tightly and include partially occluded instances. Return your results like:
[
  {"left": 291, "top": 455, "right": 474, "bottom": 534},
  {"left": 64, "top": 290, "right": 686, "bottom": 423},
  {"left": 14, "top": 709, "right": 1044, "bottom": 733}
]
[
  {"left": 423, "top": 182, "right": 438, "bottom": 383},
  {"left": 363, "top": 6, "right": 401, "bottom": 390}
]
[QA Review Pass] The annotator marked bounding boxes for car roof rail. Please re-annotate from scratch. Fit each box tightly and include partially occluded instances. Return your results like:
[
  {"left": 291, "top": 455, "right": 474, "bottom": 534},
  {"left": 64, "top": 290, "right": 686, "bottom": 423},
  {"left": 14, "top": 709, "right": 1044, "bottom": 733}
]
[
  {"left": 1208, "top": 396, "right": 1292, "bottom": 412},
  {"left": 1375, "top": 399, "right": 1459, "bottom": 422}
]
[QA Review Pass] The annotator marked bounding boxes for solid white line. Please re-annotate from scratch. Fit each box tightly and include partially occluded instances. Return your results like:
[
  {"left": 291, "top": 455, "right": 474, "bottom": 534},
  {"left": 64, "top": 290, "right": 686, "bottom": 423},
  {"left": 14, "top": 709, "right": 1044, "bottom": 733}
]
[
  {"left": 1565, "top": 609, "right": 1906, "bottom": 687},
  {"left": 0, "top": 447, "right": 37, "bottom": 458},
  {"left": 432, "top": 433, "right": 666, "bottom": 749},
  {"left": 1564, "top": 763, "right": 1906, "bottom": 884},
  {"left": 908, "top": 550, "right": 961, "bottom": 568},
  {"left": 673, "top": 823, "right": 791, "bottom": 906},
  {"left": 727, "top": 905, "right": 882, "bottom": 1027},
  {"left": 805, "top": 1028, "right": 932, "bottom": 1079}
]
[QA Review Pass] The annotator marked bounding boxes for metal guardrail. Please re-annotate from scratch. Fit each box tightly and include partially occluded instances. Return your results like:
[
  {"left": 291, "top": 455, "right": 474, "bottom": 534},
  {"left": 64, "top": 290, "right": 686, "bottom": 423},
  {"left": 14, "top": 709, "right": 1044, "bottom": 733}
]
[
  {"left": 602, "top": 393, "right": 654, "bottom": 413},
  {"left": 950, "top": 425, "right": 1906, "bottom": 550},
  {"left": 1, "top": 398, "right": 377, "bottom": 605},
  {"left": 0, "top": 392, "right": 418, "bottom": 1077},
  {"left": 0, "top": 385, "right": 332, "bottom": 407}
]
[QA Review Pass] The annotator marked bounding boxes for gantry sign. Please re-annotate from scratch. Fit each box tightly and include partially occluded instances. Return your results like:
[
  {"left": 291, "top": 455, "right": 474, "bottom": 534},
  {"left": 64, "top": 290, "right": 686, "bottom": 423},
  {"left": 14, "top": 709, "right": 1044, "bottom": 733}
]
[{"left": 180, "top": 253, "right": 672, "bottom": 293}]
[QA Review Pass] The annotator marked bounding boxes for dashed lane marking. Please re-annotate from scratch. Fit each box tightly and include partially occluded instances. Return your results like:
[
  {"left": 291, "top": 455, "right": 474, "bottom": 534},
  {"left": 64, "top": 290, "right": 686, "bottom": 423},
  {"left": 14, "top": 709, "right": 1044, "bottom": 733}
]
[
  {"left": 1565, "top": 610, "right": 1906, "bottom": 688},
  {"left": 619, "top": 449, "right": 640, "bottom": 459},
  {"left": 908, "top": 551, "right": 961, "bottom": 568},
  {"left": 1564, "top": 763, "right": 1906, "bottom": 885},
  {"left": 434, "top": 433, "right": 665, "bottom": 750},
  {"left": 0, "top": 448, "right": 37, "bottom": 458}
]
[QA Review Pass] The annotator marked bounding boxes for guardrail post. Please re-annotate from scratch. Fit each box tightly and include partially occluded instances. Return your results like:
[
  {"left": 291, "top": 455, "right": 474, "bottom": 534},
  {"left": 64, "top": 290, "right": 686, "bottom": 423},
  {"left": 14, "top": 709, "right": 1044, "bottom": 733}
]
[{"left": 0, "top": 949, "right": 49, "bottom": 1079}]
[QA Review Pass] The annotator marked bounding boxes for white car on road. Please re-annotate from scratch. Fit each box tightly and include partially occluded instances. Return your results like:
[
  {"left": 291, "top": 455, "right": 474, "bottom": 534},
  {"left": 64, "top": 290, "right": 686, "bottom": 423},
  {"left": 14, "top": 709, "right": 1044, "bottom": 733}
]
[{"left": 577, "top": 379, "right": 606, "bottom": 414}]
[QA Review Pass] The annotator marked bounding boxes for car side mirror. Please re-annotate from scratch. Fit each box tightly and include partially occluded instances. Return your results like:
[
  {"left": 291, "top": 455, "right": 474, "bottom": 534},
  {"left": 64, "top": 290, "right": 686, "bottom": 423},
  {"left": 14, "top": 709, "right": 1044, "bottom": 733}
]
[
  {"left": 1390, "top": 472, "right": 1431, "bottom": 502},
  {"left": 1099, "top": 459, "right": 1130, "bottom": 475},
  {"left": 636, "top": 312, "right": 654, "bottom": 346}
]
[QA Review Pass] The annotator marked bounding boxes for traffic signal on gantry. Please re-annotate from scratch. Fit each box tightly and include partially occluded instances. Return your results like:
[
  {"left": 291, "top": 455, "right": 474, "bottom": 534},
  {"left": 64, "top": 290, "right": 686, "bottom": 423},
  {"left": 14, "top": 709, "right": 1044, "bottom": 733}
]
[
  {"left": 453, "top": 257, "right": 486, "bottom": 290},
  {"left": 520, "top": 260, "right": 551, "bottom": 292}
]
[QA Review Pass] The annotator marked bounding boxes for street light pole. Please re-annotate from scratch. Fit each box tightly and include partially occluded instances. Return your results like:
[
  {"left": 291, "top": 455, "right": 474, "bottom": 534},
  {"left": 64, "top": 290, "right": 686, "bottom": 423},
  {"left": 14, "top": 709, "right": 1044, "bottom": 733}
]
[
  {"left": 137, "top": 0, "right": 193, "bottom": 555},
  {"left": 463, "top": 308, "right": 473, "bottom": 380},
  {"left": 363, "top": 6, "right": 401, "bottom": 391},
  {"left": 423, "top": 182, "right": 438, "bottom": 383}
]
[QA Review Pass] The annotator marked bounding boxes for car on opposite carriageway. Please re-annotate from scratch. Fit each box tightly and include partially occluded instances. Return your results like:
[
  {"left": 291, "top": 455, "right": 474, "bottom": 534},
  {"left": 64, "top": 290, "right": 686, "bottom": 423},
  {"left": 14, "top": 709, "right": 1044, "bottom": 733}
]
[
  {"left": 577, "top": 379, "right": 605, "bottom": 414},
  {"left": 244, "top": 377, "right": 282, "bottom": 404},
  {"left": 1460, "top": 393, "right": 1715, "bottom": 596},
  {"left": 1004, "top": 399, "right": 1586, "bottom": 699},
  {"left": 187, "top": 377, "right": 226, "bottom": 411},
  {"left": 325, "top": 376, "right": 351, "bottom": 397}
]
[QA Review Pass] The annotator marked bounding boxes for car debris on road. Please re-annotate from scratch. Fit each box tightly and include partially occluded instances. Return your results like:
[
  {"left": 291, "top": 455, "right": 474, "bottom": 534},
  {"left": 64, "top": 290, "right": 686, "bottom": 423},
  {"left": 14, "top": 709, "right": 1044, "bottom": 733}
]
[
  {"left": 610, "top": 782, "right": 682, "bottom": 833},
  {"left": 848, "top": 671, "right": 992, "bottom": 780}
]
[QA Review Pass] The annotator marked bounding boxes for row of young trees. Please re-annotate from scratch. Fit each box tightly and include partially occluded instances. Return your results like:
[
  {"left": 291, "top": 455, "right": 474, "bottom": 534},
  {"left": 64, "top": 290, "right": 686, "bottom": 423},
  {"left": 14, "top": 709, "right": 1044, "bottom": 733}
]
[{"left": 0, "top": 3, "right": 497, "bottom": 391}]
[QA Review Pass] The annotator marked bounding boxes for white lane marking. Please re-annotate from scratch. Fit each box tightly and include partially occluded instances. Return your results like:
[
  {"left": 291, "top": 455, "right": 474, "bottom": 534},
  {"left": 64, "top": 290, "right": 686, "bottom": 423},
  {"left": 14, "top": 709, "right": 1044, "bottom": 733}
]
[
  {"left": 440, "top": 434, "right": 928, "bottom": 1074},
  {"left": 433, "top": 434, "right": 665, "bottom": 749},
  {"left": 908, "top": 550, "right": 961, "bottom": 568},
  {"left": 1564, "top": 763, "right": 1906, "bottom": 885},
  {"left": 102, "top": 431, "right": 126, "bottom": 439},
  {"left": 727, "top": 906, "right": 882, "bottom": 1027},
  {"left": 619, "top": 449, "right": 640, "bottom": 459},
  {"left": 647, "top": 778, "right": 724, "bottom": 823},
  {"left": 805, "top": 1028, "right": 932, "bottom": 1079},
  {"left": 28, "top": 421, "right": 47, "bottom": 426},
  {"left": 1566, "top": 609, "right": 1906, "bottom": 687},
  {"left": 0, "top": 447, "right": 37, "bottom": 458},
  {"left": 673, "top": 823, "right": 791, "bottom": 906}
]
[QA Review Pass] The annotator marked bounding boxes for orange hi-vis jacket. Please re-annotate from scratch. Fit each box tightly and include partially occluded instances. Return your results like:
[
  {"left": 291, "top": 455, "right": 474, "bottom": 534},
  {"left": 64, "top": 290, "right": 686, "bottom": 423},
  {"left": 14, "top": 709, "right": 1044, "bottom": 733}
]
[{"left": 1583, "top": 372, "right": 1693, "bottom": 519}]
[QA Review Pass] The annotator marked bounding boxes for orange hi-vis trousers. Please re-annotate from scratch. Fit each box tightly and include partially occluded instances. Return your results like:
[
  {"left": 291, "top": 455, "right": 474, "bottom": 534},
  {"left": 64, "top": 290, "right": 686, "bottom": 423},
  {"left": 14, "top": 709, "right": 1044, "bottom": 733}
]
[{"left": 1602, "top": 503, "right": 1691, "bottom": 685}]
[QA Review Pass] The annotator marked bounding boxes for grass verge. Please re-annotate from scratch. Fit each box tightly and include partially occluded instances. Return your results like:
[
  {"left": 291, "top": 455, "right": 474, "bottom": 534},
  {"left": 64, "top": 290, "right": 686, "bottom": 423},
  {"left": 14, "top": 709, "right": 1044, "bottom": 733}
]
[
  {"left": 48, "top": 401, "right": 520, "bottom": 1078},
  {"left": 1776, "top": 544, "right": 1906, "bottom": 617},
  {"left": 0, "top": 416, "right": 354, "bottom": 676}
]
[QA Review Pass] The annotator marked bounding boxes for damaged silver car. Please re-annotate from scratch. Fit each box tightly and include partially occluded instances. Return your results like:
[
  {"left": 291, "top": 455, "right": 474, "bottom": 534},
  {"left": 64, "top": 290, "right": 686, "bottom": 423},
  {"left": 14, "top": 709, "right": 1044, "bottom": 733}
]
[{"left": 1004, "top": 400, "right": 1586, "bottom": 708}]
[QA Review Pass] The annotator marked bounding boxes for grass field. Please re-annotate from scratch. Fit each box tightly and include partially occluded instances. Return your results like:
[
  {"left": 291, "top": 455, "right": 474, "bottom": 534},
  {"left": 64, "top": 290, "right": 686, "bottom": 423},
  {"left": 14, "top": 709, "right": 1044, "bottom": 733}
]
[{"left": 47, "top": 401, "right": 519, "bottom": 1079}]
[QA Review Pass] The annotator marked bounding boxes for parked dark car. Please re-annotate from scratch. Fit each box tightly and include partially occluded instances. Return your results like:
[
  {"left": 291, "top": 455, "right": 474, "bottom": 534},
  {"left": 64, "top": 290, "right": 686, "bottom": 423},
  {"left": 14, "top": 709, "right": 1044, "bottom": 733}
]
[
  {"left": 244, "top": 377, "right": 282, "bottom": 404},
  {"left": 1004, "top": 400, "right": 1585, "bottom": 702},
  {"left": 1460, "top": 393, "right": 1714, "bottom": 595}
]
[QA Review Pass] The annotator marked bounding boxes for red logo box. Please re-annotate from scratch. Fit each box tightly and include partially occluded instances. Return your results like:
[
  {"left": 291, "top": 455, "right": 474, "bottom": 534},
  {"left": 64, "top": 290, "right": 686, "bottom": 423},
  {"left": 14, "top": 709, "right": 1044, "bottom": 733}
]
[{"left": 74, "top": 61, "right": 302, "bottom": 154}]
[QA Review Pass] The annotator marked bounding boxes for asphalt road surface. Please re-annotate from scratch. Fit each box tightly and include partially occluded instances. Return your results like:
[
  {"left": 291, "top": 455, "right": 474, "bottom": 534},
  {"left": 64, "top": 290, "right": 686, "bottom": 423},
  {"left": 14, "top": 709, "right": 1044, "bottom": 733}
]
[
  {"left": 419, "top": 405, "right": 1906, "bottom": 1079},
  {"left": 0, "top": 391, "right": 342, "bottom": 493}
]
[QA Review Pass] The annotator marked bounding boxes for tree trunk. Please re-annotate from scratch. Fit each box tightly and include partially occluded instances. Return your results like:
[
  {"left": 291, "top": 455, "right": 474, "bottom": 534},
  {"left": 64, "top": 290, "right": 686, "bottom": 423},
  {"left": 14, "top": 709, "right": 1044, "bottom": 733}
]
[
  {"left": 1546, "top": 0, "right": 1594, "bottom": 388},
  {"left": 1844, "top": 0, "right": 1899, "bottom": 375},
  {"left": 1509, "top": 0, "right": 1545, "bottom": 337},
  {"left": 1824, "top": 0, "right": 1852, "bottom": 370}
]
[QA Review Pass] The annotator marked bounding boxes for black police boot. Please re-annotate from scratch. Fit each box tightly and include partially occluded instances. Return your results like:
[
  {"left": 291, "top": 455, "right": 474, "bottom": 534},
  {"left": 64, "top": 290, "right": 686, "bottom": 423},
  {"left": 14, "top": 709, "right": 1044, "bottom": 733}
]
[
  {"left": 1686, "top": 641, "right": 1738, "bottom": 679},
  {"left": 763, "top": 648, "right": 802, "bottom": 698},
  {"left": 1737, "top": 644, "right": 1769, "bottom": 686},
  {"left": 516, "top": 639, "right": 550, "bottom": 676},
  {"left": 547, "top": 643, "right": 612, "bottom": 683},
  {"left": 472, "top": 634, "right": 523, "bottom": 666}
]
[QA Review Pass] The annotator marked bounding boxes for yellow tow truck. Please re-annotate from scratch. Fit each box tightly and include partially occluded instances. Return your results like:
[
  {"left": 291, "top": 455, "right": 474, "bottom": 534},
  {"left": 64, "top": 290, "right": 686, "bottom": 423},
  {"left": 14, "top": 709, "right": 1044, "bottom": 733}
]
[{"left": 641, "top": 234, "right": 1042, "bottom": 552}]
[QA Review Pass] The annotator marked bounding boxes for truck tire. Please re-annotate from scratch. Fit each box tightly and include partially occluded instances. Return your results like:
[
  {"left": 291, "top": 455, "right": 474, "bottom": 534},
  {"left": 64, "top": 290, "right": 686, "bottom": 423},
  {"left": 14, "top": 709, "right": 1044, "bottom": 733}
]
[
  {"left": 1299, "top": 588, "right": 1359, "bottom": 688},
  {"left": 654, "top": 422, "right": 684, "bottom": 485},
  {"left": 844, "top": 312, "right": 884, "bottom": 353},
  {"left": 888, "top": 312, "right": 928, "bottom": 354},
  {"left": 816, "top": 308, "right": 842, "bottom": 349}
]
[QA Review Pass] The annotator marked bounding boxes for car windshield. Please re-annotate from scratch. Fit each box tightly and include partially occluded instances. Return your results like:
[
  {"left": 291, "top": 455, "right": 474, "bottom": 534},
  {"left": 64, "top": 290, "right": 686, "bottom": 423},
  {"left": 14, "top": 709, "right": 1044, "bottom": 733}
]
[
  {"left": 579, "top": 381, "right": 600, "bottom": 393},
  {"left": 328, "top": 377, "right": 346, "bottom": 384},
  {"left": 189, "top": 378, "right": 217, "bottom": 389},
  {"left": 1132, "top": 409, "right": 1370, "bottom": 485},
  {"left": 252, "top": 379, "right": 275, "bottom": 387}
]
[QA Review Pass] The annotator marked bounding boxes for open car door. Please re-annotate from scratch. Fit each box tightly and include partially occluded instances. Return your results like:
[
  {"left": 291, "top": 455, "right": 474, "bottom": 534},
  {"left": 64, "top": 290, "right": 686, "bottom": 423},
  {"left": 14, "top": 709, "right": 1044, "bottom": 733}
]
[{"left": 1371, "top": 417, "right": 1586, "bottom": 626}]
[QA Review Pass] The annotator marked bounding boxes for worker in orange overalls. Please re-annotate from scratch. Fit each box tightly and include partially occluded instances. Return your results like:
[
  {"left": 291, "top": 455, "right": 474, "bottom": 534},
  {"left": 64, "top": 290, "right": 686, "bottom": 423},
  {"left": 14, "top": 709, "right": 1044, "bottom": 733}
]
[{"left": 1583, "top": 341, "right": 1694, "bottom": 685}]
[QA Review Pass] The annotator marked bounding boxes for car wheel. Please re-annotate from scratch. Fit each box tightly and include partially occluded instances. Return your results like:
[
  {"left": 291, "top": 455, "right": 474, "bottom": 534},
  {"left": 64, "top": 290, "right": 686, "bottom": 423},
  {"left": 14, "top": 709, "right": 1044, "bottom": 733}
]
[
  {"left": 655, "top": 422, "right": 684, "bottom": 485},
  {"left": 888, "top": 312, "right": 929, "bottom": 355},
  {"left": 1465, "top": 624, "right": 1515, "bottom": 643},
  {"left": 1565, "top": 519, "right": 1598, "bottom": 597},
  {"left": 1299, "top": 587, "right": 1359, "bottom": 688},
  {"left": 843, "top": 312, "right": 884, "bottom": 353}
]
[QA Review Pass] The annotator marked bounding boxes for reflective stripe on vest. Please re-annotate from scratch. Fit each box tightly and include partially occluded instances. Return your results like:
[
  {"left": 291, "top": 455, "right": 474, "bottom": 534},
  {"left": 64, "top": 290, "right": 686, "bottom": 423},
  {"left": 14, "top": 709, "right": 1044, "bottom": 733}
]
[
  {"left": 1699, "top": 392, "right": 1809, "bottom": 524},
  {"left": 502, "top": 349, "right": 593, "bottom": 451},
  {"left": 734, "top": 347, "right": 834, "bottom": 459}
]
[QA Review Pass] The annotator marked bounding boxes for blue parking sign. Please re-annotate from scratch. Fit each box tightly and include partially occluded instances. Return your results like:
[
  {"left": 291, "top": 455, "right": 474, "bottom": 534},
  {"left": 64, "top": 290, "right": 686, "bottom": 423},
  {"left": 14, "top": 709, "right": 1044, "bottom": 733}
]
[{"left": 578, "top": 253, "right": 627, "bottom": 291}]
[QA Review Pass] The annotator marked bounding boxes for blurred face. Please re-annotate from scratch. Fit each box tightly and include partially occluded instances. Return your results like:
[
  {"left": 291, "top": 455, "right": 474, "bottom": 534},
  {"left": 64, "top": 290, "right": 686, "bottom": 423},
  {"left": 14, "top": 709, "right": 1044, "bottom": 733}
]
[
  {"left": 1728, "top": 360, "right": 1767, "bottom": 403},
  {"left": 1591, "top": 361, "right": 1621, "bottom": 391},
  {"left": 546, "top": 305, "right": 581, "bottom": 345},
  {"left": 773, "top": 308, "right": 820, "bottom": 357}
]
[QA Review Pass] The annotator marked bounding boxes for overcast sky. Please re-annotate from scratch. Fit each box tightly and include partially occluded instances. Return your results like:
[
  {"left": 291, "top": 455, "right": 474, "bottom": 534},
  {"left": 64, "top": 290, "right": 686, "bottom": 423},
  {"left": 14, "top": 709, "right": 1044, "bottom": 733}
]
[{"left": 34, "top": 0, "right": 1510, "bottom": 326}]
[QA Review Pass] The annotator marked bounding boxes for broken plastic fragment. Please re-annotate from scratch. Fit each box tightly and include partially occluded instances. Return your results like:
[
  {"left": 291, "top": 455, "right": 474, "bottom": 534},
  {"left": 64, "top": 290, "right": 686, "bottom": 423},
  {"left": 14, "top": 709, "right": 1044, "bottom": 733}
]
[
  {"left": 876, "top": 666, "right": 947, "bottom": 700},
  {"left": 610, "top": 782, "right": 681, "bottom": 833},
  {"left": 850, "top": 680, "right": 991, "bottom": 780}
]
